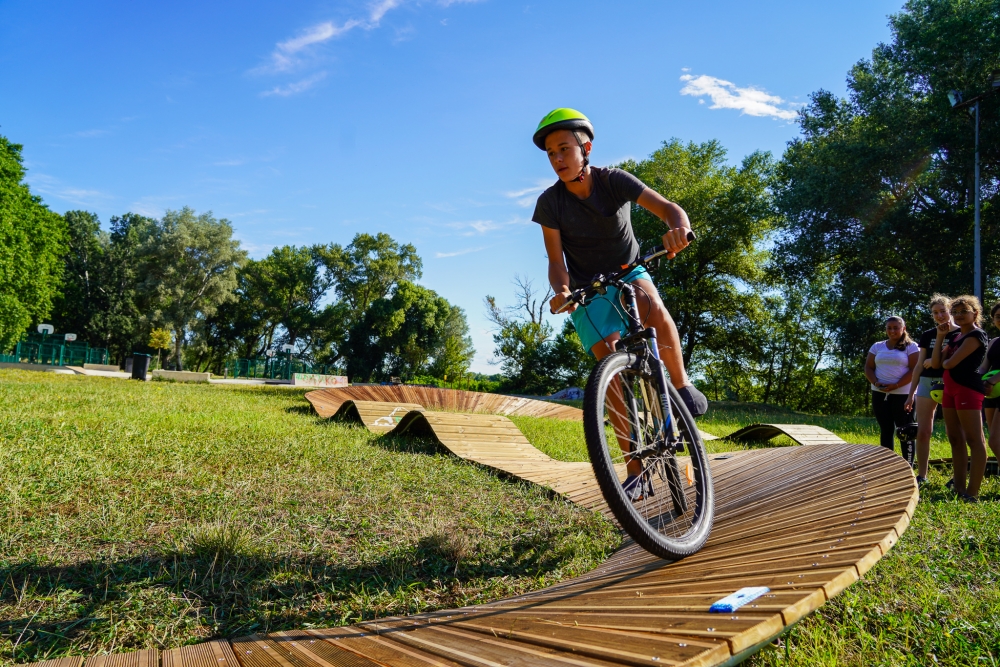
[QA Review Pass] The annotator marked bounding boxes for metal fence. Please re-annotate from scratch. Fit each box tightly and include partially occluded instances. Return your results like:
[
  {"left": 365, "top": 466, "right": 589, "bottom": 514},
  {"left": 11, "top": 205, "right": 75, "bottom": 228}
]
[{"left": 5, "top": 334, "right": 109, "bottom": 367}]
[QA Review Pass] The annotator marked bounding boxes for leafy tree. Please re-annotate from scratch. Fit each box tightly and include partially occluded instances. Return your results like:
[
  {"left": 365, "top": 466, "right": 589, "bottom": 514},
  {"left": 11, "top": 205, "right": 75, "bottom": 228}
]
[
  {"left": 314, "top": 233, "right": 423, "bottom": 367},
  {"left": 427, "top": 305, "right": 476, "bottom": 380},
  {"left": 545, "top": 320, "right": 596, "bottom": 389},
  {"left": 138, "top": 207, "right": 246, "bottom": 370},
  {"left": 484, "top": 277, "right": 560, "bottom": 395},
  {"left": 149, "top": 328, "right": 172, "bottom": 369},
  {"left": 775, "top": 0, "right": 1000, "bottom": 364},
  {"left": 50, "top": 210, "right": 105, "bottom": 342},
  {"left": 344, "top": 281, "right": 456, "bottom": 382},
  {"left": 0, "top": 136, "right": 66, "bottom": 350},
  {"left": 620, "top": 140, "right": 778, "bottom": 367}
]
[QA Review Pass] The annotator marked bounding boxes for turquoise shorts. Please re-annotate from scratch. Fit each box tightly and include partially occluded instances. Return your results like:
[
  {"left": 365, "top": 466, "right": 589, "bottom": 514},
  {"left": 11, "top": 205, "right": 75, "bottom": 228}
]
[{"left": 569, "top": 266, "right": 650, "bottom": 355}]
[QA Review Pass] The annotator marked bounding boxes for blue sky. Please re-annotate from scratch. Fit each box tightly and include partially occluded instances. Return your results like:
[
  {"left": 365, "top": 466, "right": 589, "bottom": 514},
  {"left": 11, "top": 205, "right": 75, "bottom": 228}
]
[{"left": 0, "top": 0, "right": 902, "bottom": 373}]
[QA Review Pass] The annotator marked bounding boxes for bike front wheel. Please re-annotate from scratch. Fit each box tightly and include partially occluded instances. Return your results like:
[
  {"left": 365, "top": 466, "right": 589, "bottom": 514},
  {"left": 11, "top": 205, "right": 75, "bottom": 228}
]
[{"left": 583, "top": 350, "right": 714, "bottom": 560}]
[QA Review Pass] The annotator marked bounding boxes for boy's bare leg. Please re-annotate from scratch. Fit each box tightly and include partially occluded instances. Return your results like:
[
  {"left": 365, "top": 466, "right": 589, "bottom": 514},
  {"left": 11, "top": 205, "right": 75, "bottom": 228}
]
[{"left": 632, "top": 279, "right": 689, "bottom": 388}]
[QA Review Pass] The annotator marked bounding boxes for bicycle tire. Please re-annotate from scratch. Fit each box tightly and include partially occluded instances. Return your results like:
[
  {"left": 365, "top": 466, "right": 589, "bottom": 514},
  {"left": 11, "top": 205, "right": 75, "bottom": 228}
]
[{"left": 583, "top": 350, "right": 714, "bottom": 560}]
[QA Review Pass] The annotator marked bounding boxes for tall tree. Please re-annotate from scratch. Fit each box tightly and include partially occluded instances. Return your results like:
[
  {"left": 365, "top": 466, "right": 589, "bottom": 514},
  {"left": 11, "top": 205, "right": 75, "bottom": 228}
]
[
  {"left": 775, "top": 0, "right": 1000, "bottom": 363},
  {"left": 343, "top": 281, "right": 455, "bottom": 382},
  {"left": 621, "top": 140, "right": 778, "bottom": 366},
  {"left": 314, "top": 233, "right": 423, "bottom": 367},
  {"left": 0, "top": 136, "right": 66, "bottom": 351},
  {"left": 50, "top": 211, "right": 106, "bottom": 342},
  {"left": 138, "top": 207, "right": 246, "bottom": 369}
]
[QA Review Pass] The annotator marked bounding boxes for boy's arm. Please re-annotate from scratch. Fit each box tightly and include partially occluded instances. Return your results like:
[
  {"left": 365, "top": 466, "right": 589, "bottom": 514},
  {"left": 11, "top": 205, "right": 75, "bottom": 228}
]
[
  {"left": 636, "top": 189, "right": 692, "bottom": 259},
  {"left": 541, "top": 227, "right": 575, "bottom": 314}
]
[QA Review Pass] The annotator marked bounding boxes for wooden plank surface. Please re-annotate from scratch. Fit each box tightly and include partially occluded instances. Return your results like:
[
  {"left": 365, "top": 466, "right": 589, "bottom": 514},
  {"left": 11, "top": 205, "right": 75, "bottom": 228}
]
[
  {"left": 18, "top": 389, "right": 917, "bottom": 667},
  {"left": 722, "top": 423, "right": 845, "bottom": 446}
]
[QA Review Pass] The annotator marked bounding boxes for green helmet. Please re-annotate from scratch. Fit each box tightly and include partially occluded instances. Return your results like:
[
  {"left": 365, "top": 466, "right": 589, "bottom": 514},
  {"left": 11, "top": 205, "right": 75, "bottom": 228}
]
[{"left": 533, "top": 108, "right": 594, "bottom": 150}]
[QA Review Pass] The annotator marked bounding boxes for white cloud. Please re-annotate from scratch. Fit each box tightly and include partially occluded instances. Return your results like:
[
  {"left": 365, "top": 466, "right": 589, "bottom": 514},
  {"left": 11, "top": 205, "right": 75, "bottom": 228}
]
[
  {"left": 257, "top": 1, "right": 410, "bottom": 74},
  {"left": 504, "top": 179, "right": 550, "bottom": 207},
  {"left": 261, "top": 72, "right": 328, "bottom": 97},
  {"left": 447, "top": 216, "right": 529, "bottom": 236},
  {"left": 74, "top": 129, "right": 110, "bottom": 138},
  {"left": 27, "top": 173, "right": 113, "bottom": 207},
  {"left": 370, "top": 0, "right": 403, "bottom": 23},
  {"left": 679, "top": 74, "right": 798, "bottom": 120},
  {"left": 435, "top": 245, "right": 487, "bottom": 258}
]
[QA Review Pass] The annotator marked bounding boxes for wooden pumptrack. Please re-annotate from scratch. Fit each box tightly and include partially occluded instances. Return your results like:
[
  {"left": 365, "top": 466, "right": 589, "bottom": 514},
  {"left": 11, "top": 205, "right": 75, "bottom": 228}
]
[{"left": 22, "top": 386, "right": 917, "bottom": 667}]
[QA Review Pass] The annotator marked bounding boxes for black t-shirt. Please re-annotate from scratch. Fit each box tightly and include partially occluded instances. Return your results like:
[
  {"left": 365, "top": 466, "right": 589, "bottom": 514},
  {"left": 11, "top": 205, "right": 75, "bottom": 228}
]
[
  {"left": 943, "top": 328, "right": 989, "bottom": 393},
  {"left": 917, "top": 326, "right": 960, "bottom": 379},
  {"left": 986, "top": 337, "right": 1000, "bottom": 372},
  {"left": 532, "top": 167, "right": 647, "bottom": 289}
]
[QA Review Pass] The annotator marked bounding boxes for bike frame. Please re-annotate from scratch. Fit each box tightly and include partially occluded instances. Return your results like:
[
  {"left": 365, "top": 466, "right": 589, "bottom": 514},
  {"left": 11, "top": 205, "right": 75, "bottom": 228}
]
[{"left": 606, "top": 279, "right": 682, "bottom": 459}]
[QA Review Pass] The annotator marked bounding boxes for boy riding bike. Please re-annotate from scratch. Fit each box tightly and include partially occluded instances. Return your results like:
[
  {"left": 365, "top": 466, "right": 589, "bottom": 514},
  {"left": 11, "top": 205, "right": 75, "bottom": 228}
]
[
  {"left": 531, "top": 108, "right": 708, "bottom": 419},
  {"left": 531, "top": 108, "right": 708, "bottom": 498}
]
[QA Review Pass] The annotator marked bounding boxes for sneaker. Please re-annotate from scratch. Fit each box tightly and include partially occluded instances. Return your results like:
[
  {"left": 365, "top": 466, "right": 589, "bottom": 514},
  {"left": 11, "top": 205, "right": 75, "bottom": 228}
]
[
  {"left": 677, "top": 384, "right": 708, "bottom": 417},
  {"left": 960, "top": 493, "right": 979, "bottom": 503},
  {"left": 945, "top": 479, "right": 955, "bottom": 491},
  {"left": 622, "top": 474, "right": 653, "bottom": 501},
  {"left": 915, "top": 475, "right": 928, "bottom": 487}
]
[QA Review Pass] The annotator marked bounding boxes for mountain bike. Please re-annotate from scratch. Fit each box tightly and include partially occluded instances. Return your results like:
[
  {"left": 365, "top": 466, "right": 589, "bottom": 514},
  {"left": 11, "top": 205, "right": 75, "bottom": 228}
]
[{"left": 556, "top": 244, "right": 714, "bottom": 559}]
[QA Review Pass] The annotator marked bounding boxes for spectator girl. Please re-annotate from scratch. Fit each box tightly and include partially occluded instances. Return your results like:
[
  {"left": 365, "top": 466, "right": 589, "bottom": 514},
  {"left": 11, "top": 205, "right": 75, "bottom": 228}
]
[
  {"left": 931, "top": 295, "right": 988, "bottom": 502},
  {"left": 865, "top": 316, "right": 919, "bottom": 455},
  {"left": 978, "top": 300, "right": 1000, "bottom": 463},
  {"left": 905, "top": 295, "right": 959, "bottom": 484}
]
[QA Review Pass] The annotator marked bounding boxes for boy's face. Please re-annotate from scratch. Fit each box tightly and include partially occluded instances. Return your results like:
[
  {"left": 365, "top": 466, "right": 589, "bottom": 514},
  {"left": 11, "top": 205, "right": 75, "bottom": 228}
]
[{"left": 544, "top": 130, "right": 590, "bottom": 182}]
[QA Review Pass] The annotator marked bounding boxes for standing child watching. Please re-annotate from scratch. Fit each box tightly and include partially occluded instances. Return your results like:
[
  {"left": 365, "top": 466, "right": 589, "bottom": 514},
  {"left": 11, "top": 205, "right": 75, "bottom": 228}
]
[
  {"left": 977, "top": 301, "right": 1000, "bottom": 463},
  {"left": 865, "top": 317, "right": 919, "bottom": 459},
  {"left": 905, "top": 295, "right": 960, "bottom": 484},
  {"left": 931, "top": 295, "right": 988, "bottom": 502}
]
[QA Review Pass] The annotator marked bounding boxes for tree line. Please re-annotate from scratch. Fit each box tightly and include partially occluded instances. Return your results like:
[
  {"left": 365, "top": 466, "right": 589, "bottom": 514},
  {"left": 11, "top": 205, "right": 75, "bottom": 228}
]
[
  {"left": 0, "top": 142, "right": 473, "bottom": 381},
  {"left": 486, "top": 0, "right": 1000, "bottom": 414}
]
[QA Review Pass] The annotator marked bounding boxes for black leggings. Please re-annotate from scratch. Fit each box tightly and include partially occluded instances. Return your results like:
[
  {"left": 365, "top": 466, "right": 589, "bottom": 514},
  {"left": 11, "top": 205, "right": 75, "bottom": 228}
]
[{"left": 871, "top": 390, "right": 915, "bottom": 451}]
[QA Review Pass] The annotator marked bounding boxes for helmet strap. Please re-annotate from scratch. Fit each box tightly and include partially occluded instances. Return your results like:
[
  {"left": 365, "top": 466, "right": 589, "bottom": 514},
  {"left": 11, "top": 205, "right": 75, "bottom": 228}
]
[{"left": 573, "top": 132, "right": 590, "bottom": 183}]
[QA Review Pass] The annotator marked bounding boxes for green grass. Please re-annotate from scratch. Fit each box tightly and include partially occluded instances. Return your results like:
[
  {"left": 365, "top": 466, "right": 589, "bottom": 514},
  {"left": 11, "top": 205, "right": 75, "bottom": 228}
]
[
  {"left": 0, "top": 370, "right": 618, "bottom": 665},
  {"left": 4, "top": 372, "right": 997, "bottom": 667}
]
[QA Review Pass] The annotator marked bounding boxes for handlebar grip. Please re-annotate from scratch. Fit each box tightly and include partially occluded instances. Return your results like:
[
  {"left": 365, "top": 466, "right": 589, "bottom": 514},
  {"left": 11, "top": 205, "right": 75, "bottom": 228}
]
[{"left": 686, "top": 229, "right": 696, "bottom": 241}]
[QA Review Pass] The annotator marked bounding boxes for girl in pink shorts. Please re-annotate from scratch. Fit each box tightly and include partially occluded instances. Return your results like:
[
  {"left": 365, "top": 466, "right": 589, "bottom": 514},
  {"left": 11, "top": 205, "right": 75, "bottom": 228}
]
[{"left": 932, "top": 294, "right": 988, "bottom": 502}]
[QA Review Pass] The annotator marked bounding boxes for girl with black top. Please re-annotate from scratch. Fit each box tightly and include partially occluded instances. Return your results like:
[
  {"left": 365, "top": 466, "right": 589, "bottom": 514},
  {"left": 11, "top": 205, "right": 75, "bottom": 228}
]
[
  {"left": 977, "top": 301, "right": 1000, "bottom": 462},
  {"left": 905, "top": 295, "right": 960, "bottom": 484},
  {"left": 931, "top": 294, "right": 989, "bottom": 502},
  {"left": 864, "top": 316, "right": 918, "bottom": 455}
]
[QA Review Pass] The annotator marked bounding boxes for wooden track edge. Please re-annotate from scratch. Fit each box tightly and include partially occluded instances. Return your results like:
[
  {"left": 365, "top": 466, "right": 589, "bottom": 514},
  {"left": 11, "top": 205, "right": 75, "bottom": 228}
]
[{"left": 723, "top": 422, "right": 845, "bottom": 445}]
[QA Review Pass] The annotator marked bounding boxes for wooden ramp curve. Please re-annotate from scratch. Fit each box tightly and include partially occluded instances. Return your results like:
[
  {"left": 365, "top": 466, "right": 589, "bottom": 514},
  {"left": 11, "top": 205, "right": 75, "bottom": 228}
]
[
  {"left": 20, "top": 393, "right": 916, "bottom": 667},
  {"left": 723, "top": 423, "right": 846, "bottom": 447}
]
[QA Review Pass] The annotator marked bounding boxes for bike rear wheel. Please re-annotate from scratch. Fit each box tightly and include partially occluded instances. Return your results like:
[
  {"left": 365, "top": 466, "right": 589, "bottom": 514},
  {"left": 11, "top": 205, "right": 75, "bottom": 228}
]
[{"left": 583, "top": 349, "right": 714, "bottom": 560}]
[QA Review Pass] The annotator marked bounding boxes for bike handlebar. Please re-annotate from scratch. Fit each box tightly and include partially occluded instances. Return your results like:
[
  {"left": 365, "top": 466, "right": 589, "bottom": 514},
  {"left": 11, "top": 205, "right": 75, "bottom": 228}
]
[{"left": 553, "top": 230, "right": 696, "bottom": 314}]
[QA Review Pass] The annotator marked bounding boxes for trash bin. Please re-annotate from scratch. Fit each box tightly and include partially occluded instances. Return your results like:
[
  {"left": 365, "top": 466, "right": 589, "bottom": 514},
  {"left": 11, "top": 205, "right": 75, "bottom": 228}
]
[
  {"left": 131, "top": 353, "right": 151, "bottom": 380},
  {"left": 124, "top": 357, "right": 133, "bottom": 373}
]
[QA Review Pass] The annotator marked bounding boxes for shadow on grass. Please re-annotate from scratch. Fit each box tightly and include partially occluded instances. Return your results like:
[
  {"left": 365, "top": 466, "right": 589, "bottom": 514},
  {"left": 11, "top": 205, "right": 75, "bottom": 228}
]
[{"left": 1, "top": 525, "right": 576, "bottom": 662}]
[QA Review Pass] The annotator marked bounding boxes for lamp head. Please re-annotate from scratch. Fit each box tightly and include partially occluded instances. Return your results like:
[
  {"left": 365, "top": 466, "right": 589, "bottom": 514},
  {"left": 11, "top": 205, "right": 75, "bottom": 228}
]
[{"left": 948, "top": 90, "right": 963, "bottom": 107}]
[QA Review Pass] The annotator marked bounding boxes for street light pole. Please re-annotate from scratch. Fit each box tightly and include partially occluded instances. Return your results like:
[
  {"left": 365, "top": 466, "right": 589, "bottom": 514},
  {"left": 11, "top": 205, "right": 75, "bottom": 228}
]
[
  {"left": 975, "top": 99, "right": 981, "bottom": 301},
  {"left": 949, "top": 77, "right": 998, "bottom": 301}
]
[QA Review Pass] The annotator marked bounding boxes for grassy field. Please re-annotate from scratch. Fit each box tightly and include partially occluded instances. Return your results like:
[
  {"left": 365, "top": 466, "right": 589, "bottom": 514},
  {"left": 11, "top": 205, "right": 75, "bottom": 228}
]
[
  {"left": 0, "top": 370, "right": 618, "bottom": 665},
  {"left": 2, "top": 371, "right": 997, "bottom": 666}
]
